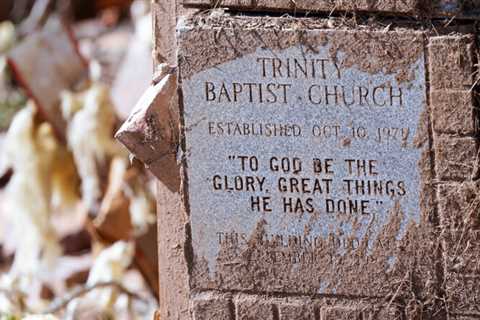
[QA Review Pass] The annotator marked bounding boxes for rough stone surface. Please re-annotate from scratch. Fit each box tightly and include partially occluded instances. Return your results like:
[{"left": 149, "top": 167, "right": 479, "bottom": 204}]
[
  {"left": 235, "top": 296, "right": 274, "bottom": 320},
  {"left": 438, "top": 182, "right": 480, "bottom": 316},
  {"left": 151, "top": 2, "right": 194, "bottom": 320},
  {"left": 431, "top": 90, "right": 476, "bottom": 135},
  {"left": 434, "top": 137, "right": 478, "bottom": 181},
  {"left": 321, "top": 306, "right": 362, "bottom": 320},
  {"left": 429, "top": 35, "right": 475, "bottom": 91},
  {"left": 278, "top": 302, "right": 315, "bottom": 320},
  {"left": 181, "top": 0, "right": 480, "bottom": 17},
  {"left": 364, "top": 307, "right": 403, "bottom": 320},
  {"left": 192, "top": 294, "right": 234, "bottom": 320},
  {"left": 152, "top": 0, "right": 194, "bottom": 66},
  {"left": 182, "top": 0, "right": 468, "bottom": 16},
  {"left": 429, "top": 32, "right": 480, "bottom": 319},
  {"left": 438, "top": 182, "right": 480, "bottom": 230},
  {"left": 115, "top": 73, "right": 181, "bottom": 190},
  {"left": 445, "top": 272, "right": 480, "bottom": 316}
]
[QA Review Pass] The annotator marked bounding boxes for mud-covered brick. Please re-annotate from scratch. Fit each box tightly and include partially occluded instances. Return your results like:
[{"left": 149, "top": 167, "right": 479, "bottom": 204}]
[
  {"left": 431, "top": 90, "right": 476, "bottom": 135},
  {"left": 321, "top": 306, "right": 362, "bottom": 320},
  {"left": 438, "top": 182, "right": 480, "bottom": 273},
  {"left": 278, "top": 302, "right": 315, "bottom": 320},
  {"left": 192, "top": 294, "right": 234, "bottom": 320},
  {"left": 375, "top": 0, "right": 418, "bottom": 12},
  {"left": 182, "top": 0, "right": 421, "bottom": 14},
  {"left": 235, "top": 296, "right": 275, "bottom": 320},
  {"left": 445, "top": 272, "right": 480, "bottom": 316},
  {"left": 448, "top": 316, "right": 480, "bottom": 320},
  {"left": 363, "top": 306, "right": 403, "bottom": 320},
  {"left": 438, "top": 181, "right": 480, "bottom": 316},
  {"left": 437, "top": 182, "right": 480, "bottom": 230},
  {"left": 429, "top": 35, "right": 475, "bottom": 91},
  {"left": 434, "top": 137, "right": 478, "bottom": 181},
  {"left": 181, "top": 0, "right": 477, "bottom": 16},
  {"left": 443, "top": 228, "right": 480, "bottom": 276}
]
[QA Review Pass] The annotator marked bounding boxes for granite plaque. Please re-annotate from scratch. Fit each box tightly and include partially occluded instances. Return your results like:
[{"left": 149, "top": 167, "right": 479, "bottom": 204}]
[{"left": 179, "top": 20, "right": 430, "bottom": 296}]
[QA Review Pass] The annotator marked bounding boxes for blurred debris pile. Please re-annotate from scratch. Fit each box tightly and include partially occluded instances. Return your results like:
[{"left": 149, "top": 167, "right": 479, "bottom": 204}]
[
  {"left": 0, "top": 1, "right": 158, "bottom": 319},
  {"left": 0, "top": 22, "right": 26, "bottom": 131}
]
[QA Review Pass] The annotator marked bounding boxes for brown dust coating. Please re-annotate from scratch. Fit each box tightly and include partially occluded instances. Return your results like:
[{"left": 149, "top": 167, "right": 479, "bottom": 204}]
[
  {"left": 438, "top": 181, "right": 480, "bottom": 315},
  {"left": 190, "top": 205, "right": 441, "bottom": 315},
  {"left": 429, "top": 35, "right": 475, "bottom": 91},
  {"left": 234, "top": 296, "right": 275, "bottom": 320},
  {"left": 192, "top": 292, "right": 234, "bottom": 320},
  {"left": 178, "top": 15, "right": 425, "bottom": 83},
  {"left": 434, "top": 137, "right": 479, "bottom": 181},
  {"left": 191, "top": 292, "right": 404, "bottom": 319},
  {"left": 183, "top": 0, "right": 432, "bottom": 14},
  {"left": 431, "top": 90, "right": 476, "bottom": 136}
]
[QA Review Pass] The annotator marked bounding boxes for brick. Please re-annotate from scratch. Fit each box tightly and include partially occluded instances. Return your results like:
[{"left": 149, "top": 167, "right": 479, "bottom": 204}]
[
  {"left": 441, "top": 222, "right": 480, "bottom": 314},
  {"left": 431, "top": 90, "right": 476, "bottom": 135},
  {"left": 192, "top": 295, "right": 233, "bottom": 320},
  {"left": 364, "top": 306, "right": 402, "bottom": 320},
  {"left": 439, "top": 180, "right": 480, "bottom": 275},
  {"left": 434, "top": 137, "right": 478, "bottom": 181},
  {"left": 321, "top": 306, "right": 362, "bottom": 320},
  {"left": 438, "top": 181, "right": 480, "bottom": 316},
  {"left": 235, "top": 297, "right": 274, "bottom": 320},
  {"left": 445, "top": 272, "right": 480, "bottom": 316},
  {"left": 279, "top": 302, "right": 315, "bottom": 320},
  {"left": 429, "top": 35, "right": 475, "bottom": 90},
  {"left": 438, "top": 182, "right": 480, "bottom": 230},
  {"left": 443, "top": 229, "right": 480, "bottom": 275}
]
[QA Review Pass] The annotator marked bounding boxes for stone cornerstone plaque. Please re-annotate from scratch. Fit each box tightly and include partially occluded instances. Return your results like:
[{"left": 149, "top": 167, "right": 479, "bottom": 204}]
[{"left": 179, "top": 18, "right": 433, "bottom": 297}]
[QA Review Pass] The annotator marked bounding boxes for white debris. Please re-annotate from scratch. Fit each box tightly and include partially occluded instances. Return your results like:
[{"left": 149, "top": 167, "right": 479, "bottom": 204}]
[
  {"left": 64, "top": 83, "right": 125, "bottom": 213},
  {"left": 127, "top": 184, "right": 156, "bottom": 236},
  {"left": 23, "top": 315, "right": 59, "bottom": 320},
  {"left": 0, "top": 21, "right": 16, "bottom": 54},
  {"left": 65, "top": 241, "right": 135, "bottom": 319},
  {"left": 3, "top": 105, "right": 61, "bottom": 277}
]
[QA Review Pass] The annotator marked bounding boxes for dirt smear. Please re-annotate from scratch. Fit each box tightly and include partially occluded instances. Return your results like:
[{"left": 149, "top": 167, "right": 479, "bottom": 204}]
[{"left": 178, "top": 15, "right": 424, "bottom": 83}]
